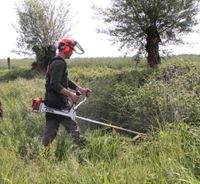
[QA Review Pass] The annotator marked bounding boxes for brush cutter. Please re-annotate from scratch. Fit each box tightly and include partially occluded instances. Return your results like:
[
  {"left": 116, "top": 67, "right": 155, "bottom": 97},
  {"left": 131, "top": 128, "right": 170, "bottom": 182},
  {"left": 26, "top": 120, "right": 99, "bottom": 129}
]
[{"left": 32, "top": 93, "right": 145, "bottom": 136}]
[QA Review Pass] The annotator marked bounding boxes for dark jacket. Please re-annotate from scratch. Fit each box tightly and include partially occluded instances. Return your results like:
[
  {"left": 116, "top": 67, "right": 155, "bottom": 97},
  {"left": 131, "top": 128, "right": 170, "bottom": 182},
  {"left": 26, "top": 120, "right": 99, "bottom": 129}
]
[{"left": 44, "top": 56, "right": 77, "bottom": 109}]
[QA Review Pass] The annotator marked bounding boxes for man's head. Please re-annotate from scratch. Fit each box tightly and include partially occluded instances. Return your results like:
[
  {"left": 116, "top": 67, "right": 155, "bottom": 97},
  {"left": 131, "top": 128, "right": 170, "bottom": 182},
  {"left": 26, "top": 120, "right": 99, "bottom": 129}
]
[
  {"left": 57, "top": 38, "right": 85, "bottom": 59},
  {"left": 58, "top": 38, "right": 76, "bottom": 59}
]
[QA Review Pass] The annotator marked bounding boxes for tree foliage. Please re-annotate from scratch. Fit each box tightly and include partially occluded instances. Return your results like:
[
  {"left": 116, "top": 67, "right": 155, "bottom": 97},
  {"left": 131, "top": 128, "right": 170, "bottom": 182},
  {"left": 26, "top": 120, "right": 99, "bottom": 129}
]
[
  {"left": 15, "top": 0, "right": 72, "bottom": 69},
  {"left": 95, "top": 0, "right": 200, "bottom": 66}
]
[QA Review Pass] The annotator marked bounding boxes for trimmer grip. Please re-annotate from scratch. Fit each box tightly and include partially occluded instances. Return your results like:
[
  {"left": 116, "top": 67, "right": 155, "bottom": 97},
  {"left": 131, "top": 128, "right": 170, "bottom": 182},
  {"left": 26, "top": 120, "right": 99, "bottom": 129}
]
[{"left": 76, "top": 91, "right": 82, "bottom": 96}]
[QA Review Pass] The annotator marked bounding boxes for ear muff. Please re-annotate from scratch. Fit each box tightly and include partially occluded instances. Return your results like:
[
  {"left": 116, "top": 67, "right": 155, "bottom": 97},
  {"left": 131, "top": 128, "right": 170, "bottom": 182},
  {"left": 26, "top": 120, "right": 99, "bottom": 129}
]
[
  {"left": 63, "top": 46, "right": 73, "bottom": 55},
  {"left": 58, "top": 40, "right": 75, "bottom": 53}
]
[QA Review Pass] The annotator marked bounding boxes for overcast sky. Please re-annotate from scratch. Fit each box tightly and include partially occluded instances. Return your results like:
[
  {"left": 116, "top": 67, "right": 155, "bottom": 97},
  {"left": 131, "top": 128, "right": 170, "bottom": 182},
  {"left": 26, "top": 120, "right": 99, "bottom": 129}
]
[{"left": 0, "top": 0, "right": 199, "bottom": 59}]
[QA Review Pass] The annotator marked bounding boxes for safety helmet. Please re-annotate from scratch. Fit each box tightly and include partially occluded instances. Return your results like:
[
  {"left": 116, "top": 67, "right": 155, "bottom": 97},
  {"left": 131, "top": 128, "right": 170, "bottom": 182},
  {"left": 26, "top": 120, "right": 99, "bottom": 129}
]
[{"left": 58, "top": 38, "right": 84, "bottom": 55}]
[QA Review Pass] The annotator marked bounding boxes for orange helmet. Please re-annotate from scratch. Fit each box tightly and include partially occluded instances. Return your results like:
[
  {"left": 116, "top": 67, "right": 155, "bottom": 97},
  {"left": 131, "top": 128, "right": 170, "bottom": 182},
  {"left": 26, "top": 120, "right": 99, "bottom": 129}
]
[
  {"left": 58, "top": 38, "right": 85, "bottom": 55},
  {"left": 58, "top": 38, "right": 76, "bottom": 55}
]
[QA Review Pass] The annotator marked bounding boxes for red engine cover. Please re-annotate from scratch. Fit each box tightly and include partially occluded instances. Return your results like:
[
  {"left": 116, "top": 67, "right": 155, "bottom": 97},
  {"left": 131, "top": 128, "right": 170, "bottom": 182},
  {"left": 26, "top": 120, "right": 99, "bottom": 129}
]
[{"left": 32, "top": 97, "right": 43, "bottom": 111}]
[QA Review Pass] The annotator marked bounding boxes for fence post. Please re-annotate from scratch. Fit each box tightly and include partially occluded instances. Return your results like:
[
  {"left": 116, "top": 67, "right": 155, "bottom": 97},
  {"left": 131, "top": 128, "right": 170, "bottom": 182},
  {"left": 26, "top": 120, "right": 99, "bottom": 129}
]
[
  {"left": 0, "top": 101, "right": 3, "bottom": 119},
  {"left": 7, "top": 57, "right": 11, "bottom": 69}
]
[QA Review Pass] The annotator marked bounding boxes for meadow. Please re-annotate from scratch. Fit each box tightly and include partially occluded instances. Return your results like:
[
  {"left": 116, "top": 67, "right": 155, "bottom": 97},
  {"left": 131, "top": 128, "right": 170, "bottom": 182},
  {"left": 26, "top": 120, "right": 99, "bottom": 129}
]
[{"left": 0, "top": 56, "right": 200, "bottom": 183}]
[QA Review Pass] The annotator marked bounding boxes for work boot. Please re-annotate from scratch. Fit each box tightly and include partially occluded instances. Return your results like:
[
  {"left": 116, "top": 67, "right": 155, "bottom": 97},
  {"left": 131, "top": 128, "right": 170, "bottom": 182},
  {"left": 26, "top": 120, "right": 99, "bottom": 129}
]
[{"left": 74, "top": 136, "right": 89, "bottom": 146}]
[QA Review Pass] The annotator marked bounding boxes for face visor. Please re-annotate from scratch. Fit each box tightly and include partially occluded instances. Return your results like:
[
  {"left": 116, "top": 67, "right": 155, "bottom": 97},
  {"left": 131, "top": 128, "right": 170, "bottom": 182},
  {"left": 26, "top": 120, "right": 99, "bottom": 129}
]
[{"left": 73, "top": 41, "right": 85, "bottom": 55}]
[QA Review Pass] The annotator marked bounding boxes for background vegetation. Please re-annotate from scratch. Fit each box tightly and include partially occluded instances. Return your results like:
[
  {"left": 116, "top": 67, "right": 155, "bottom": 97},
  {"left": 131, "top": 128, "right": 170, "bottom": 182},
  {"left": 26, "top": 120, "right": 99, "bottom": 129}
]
[{"left": 0, "top": 56, "right": 200, "bottom": 183}]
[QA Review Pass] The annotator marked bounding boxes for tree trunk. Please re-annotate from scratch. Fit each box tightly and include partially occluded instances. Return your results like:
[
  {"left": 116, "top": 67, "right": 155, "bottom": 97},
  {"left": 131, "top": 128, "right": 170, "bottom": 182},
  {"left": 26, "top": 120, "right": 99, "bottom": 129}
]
[
  {"left": 145, "top": 25, "right": 161, "bottom": 67},
  {"left": 32, "top": 45, "right": 56, "bottom": 71}
]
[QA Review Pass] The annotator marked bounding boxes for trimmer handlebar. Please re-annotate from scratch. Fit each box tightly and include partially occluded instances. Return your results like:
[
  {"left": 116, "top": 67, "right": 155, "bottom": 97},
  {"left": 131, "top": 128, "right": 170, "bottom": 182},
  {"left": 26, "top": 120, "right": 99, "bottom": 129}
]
[{"left": 74, "top": 92, "right": 88, "bottom": 110}]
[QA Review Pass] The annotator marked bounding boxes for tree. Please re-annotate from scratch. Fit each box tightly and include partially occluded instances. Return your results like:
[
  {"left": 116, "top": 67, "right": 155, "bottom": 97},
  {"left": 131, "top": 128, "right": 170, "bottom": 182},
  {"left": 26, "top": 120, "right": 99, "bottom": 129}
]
[
  {"left": 95, "top": 0, "right": 200, "bottom": 67},
  {"left": 15, "top": 0, "right": 72, "bottom": 70}
]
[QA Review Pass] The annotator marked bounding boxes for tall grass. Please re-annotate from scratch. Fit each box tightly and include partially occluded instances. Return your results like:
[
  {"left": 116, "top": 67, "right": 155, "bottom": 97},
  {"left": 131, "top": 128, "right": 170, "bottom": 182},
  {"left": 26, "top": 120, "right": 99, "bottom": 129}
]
[{"left": 0, "top": 55, "right": 200, "bottom": 183}]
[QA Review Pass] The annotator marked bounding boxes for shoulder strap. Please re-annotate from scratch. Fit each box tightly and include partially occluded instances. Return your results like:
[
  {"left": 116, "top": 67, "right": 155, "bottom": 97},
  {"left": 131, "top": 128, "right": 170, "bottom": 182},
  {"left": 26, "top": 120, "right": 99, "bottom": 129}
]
[
  {"left": 46, "top": 56, "right": 65, "bottom": 76},
  {"left": 49, "top": 56, "right": 65, "bottom": 65}
]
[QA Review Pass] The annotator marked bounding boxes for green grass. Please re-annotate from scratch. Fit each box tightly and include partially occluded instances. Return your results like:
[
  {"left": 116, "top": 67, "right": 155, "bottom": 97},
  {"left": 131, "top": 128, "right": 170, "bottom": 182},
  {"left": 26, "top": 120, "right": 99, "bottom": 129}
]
[{"left": 0, "top": 55, "right": 200, "bottom": 183}]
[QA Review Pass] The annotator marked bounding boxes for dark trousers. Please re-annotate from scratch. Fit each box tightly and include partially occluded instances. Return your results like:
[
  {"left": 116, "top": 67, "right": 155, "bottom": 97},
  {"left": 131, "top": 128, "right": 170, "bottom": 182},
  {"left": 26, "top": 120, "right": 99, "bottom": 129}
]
[{"left": 43, "top": 114, "right": 80, "bottom": 147}]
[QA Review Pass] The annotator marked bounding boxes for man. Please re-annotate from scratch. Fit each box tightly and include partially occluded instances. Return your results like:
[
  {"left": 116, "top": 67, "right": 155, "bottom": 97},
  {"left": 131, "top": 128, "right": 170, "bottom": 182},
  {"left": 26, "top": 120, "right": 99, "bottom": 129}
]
[{"left": 44, "top": 38, "right": 91, "bottom": 147}]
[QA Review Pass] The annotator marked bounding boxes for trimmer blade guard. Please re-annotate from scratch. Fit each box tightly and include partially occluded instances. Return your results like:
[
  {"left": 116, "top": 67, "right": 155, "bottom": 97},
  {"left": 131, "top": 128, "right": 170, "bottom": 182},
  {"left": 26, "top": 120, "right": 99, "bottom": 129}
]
[{"left": 32, "top": 97, "right": 43, "bottom": 111}]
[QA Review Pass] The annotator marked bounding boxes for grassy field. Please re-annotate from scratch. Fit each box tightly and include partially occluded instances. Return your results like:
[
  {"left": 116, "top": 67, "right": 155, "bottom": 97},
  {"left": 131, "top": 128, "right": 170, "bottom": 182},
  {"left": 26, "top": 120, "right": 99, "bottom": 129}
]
[{"left": 0, "top": 56, "right": 200, "bottom": 183}]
